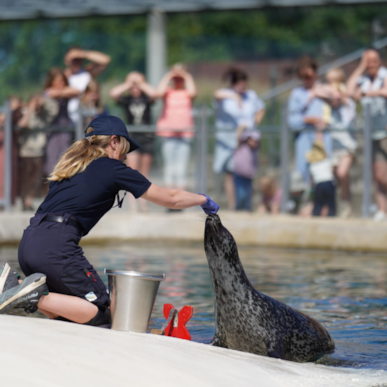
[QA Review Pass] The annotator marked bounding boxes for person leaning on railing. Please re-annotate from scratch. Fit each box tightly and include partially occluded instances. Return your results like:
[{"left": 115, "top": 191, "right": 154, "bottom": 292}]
[
  {"left": 0, "top": 115, "right": 219, "bottom": 325},
  {"left": 42, "top": 68, "right": 80, "bottom": 180},
  {"left": 17, "top": 94, "right": 59, "bottom": 210},
  {"left": 0, "top": 96, "right": 23, "bottom": 208},
  {"left": 287, "top": 57, "right": 333, "bottom": 188},
  {"left": 310, "top": 68, "right": 357, "bottom": 218},
  {"left": 347, "top": 49, "right": 387, "bottom": 221},
  {"left": 213, "top": 67, "right": 265, "bottom": 211}
]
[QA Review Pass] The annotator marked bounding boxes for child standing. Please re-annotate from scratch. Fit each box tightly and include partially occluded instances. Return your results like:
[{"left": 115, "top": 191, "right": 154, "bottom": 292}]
[
  {"left": 257, "top": 175, "right": 282, "bottom": 214},
  {"left": 306, "top": 140, "right": 336, "bottom": 216},
  {"left": 233, "top": 128, "right": 260, "bottom": 211}
]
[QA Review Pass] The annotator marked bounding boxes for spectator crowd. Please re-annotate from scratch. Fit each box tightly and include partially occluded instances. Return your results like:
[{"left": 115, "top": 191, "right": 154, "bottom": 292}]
[
  {"left": 288, "top": 49, "right": 387, "bottom": 219},
  {"left": 0, "top": 46, "right": 386, "bottom": 219}
]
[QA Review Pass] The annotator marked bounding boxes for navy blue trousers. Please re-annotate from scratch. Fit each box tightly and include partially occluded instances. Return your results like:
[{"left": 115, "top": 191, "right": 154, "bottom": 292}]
[
  {"left": 234, "top": 174, "right": 253, "bottom": 211},
  {"left": 312, "top": 181, "right": 336, "bottom": 217},
  {"left": 18, "top": 213, "right": 110, "bottom": 308}
]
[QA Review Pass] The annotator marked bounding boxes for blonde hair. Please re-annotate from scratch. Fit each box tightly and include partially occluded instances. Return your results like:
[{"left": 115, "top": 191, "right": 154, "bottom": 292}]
[
  {"left": 258, "top": 176, "right": 277, "bottom": 197},
  {"left": 49, "top": 127, "right": 130, "bottom": 181},
  {"left": 171, "top": 63, "right": 186, "bottom": 72},
  {"left": 81, "top": 79, "right": 104, "bottom": 114},
  {"left": 326, "top": 67, "right": 346, "bottom": 84}
]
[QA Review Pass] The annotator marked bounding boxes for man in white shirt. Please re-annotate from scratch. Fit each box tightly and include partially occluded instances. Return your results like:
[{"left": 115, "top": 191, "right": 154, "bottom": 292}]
[
  {"left": 347, "top": 49, "right": 387, "bottom": 220},
  {"left": 64, "top": 47, "right": 111, "bottom": 123}
]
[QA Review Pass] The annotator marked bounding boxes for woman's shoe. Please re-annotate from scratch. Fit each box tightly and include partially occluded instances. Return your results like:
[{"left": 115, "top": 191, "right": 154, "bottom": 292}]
[
  {"left": 0, "top": 263, "right": 20, "bottom": 293},
  {"left": 0, "top": 273, "right": 48, "bottom": 314}
]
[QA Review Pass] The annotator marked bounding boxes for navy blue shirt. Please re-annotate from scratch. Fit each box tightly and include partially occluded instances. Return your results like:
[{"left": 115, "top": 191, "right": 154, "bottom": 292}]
[{"left": 37, "top": 157, "right": 151, "bottom": 235}]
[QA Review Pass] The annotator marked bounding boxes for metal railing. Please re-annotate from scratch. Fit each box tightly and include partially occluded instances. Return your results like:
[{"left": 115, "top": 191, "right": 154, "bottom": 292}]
[
  {"left": 362, "top": 105, "right": 373, "bottom": 218},
  {"left": 0, "top": 101, "right": 375, "bottom": 217},
  {"left": 0, "top": 101, "right": 12, "bottom": 211}
]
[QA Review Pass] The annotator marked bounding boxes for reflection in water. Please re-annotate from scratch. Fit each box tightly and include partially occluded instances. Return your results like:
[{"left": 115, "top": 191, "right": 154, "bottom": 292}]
[{"left": 1, "top": 244, "right": 386, "bottom": 370}]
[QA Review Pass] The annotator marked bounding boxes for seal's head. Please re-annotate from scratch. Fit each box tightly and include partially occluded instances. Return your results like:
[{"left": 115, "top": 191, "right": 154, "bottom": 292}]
[{"left": 204, "top": 215, "right": 240, "bottom": 269}]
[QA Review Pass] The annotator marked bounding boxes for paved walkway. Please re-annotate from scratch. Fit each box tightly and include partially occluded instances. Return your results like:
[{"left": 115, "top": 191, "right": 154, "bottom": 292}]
[{"left": 1, "top": 315, "right": 385, "bottom": 387}]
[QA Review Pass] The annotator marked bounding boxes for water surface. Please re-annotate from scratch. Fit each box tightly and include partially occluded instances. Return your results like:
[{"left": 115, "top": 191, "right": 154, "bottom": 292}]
[{"left": 1, "top": 243, "right": 386, "bottom": 370}]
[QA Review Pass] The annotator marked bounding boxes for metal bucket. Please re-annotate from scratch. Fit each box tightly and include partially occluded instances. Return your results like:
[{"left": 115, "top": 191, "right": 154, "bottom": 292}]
[{"left": 105, "top": 269, "right": 165, "bottom": 333}]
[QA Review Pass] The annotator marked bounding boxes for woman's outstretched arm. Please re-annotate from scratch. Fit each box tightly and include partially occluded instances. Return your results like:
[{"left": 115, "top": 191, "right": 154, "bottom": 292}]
[{"left": 141, "top": 184, "right": 207, "bottom": 209}]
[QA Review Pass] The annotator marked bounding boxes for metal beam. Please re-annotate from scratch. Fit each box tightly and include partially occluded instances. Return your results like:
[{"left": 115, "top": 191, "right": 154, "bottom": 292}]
[
  {"left": 362, "top": 104, "right": 372, "bottom": 218},
  {"left": 3, "top": 100, "right": 12, "bottom": 212},
  {"left": 0, "top": 0, "right": 386, "bottom": 20},
  {"left": 280, "top": 103, "right": 289, "bottom": 213},
  {"left": 146, "top": 9, "right": 167, "bottom": 88}
]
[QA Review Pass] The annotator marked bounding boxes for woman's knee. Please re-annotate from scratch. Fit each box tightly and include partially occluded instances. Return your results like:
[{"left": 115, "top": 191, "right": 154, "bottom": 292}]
[
  {"left": 335, "top": 167, "right": 348, "bottom": 181},
  {"left": 336, "top": 156, "right": 353, "bottom": 180},
  {"left": 84, "top": 306, "right": 111, "bottom": 326}
]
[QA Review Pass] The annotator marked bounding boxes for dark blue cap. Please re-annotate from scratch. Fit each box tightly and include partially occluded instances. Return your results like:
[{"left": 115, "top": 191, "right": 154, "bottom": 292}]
[{"left": 85, "top": 115, "right": 141, "bottom": 153}]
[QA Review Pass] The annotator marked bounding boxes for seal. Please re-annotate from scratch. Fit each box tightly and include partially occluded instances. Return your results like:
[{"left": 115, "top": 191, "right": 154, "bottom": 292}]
[{"left": 204, "top": 214, "right": 335, "bottom": 362}]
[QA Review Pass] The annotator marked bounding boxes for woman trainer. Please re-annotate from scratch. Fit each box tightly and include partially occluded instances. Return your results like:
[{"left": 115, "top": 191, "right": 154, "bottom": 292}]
[{"left": 0, "top": 116, "right": 219, "bottom": 325}]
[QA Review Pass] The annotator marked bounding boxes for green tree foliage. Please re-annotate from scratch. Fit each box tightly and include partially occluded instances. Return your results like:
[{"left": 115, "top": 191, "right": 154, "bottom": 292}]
[
  {"left": 167, "top": 6, "right": 381, "bottom": 63},
  {"left": 0, "top": 4, "right": 386, "bottom": 103},
  {"left": 0, "top": 16, "right": 146, "bottom": 101}
]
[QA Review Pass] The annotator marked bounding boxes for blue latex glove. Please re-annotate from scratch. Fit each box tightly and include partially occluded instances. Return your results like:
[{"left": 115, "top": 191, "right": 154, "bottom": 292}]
[{"left": 199, "top": 194, "right": 219, "bottom": 215}]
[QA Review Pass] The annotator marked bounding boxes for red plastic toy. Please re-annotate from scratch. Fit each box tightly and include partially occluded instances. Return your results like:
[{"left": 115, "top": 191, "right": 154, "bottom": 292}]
[{"left": 150, "top": 304, "right": 193, "bottom": 340}]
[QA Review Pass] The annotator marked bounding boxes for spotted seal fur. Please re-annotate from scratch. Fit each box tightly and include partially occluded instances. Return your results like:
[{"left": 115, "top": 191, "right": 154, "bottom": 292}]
[{"left": 204, "top": 214, "right": 335, "bottom": 362}]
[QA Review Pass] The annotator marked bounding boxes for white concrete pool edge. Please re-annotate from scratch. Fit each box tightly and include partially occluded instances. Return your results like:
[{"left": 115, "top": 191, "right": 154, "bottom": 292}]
[
  {"left": 1, "top": 314, "right": 385, "bottom": 387},
  {"left": 1, "top": 211, "right": 387, "bottom": 252}
]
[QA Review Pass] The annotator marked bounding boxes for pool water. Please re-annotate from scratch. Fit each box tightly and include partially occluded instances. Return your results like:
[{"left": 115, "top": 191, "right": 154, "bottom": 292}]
[{"left": 1, "top": 243, "right": 386, "bottom": 370}]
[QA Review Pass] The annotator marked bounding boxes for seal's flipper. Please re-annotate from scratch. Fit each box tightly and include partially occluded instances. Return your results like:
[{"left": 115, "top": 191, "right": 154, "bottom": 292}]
[
  {"left": 267, "top": 340, "right": 285, "bottom": 360},
  {"left": 210, "top": 335, "right": 226, "bottom": 348}
]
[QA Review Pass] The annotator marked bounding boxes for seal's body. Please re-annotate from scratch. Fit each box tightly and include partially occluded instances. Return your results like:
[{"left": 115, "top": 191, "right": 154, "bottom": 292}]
[{"left": 204, "top": 214, "right": 335, "bottom": 362}]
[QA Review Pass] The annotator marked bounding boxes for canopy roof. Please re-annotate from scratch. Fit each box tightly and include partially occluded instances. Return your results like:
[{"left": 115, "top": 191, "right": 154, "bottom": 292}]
[{"left": 0, "top": 0, "right": 384, "bottom": 20}]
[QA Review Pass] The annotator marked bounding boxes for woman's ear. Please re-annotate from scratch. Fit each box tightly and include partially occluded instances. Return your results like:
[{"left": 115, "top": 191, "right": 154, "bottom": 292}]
[{"left": 111, "top": 135, "right": 119, "bottom": 147}]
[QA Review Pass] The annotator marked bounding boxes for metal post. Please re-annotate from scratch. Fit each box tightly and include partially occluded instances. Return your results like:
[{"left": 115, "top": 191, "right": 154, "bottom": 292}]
[
  {"left": 268, "top": 66, "right": 278, "bottom": 125},
  {"left": 268, "top": 66, "right": 278, "bottom": 167},
  {"left": 146, "top": 9, "right": 167, "bottom": 88},
  {"left": 197, "top": 105, "right": 208, "bottom": 194},
  {"left": 3, "top": 100, "right": 12, "bottom": 212},
  {"left": 362, "top": 104, "right": 372, "bottom": 218},
  {"left": 75, "top": 107, "right": 84, "bottom": 141},
  {"left": 195, "top": 114, "right": 201, "bottom": 195},
  {"left": 280, "top": 103, "right": 289, "bottom": 213}
]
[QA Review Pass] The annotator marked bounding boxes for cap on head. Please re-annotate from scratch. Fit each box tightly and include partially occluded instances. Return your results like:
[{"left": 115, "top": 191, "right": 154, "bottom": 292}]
[{"left": 85, "top": 115, "right": 141, "bottom": 153}]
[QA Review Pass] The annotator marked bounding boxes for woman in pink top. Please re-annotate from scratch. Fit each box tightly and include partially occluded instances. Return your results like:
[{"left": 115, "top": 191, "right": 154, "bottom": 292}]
[{"left": 156, "top": 64, "right": 197, "bottom": 192}]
